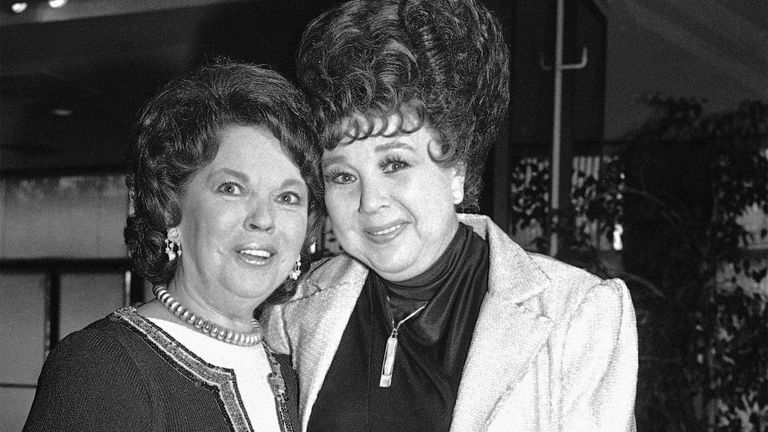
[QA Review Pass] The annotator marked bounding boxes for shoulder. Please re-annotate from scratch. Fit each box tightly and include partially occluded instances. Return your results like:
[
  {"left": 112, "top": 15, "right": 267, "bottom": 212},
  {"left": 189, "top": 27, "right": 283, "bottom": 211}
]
[
  {"left": 287, "top": 253, "right": 368, "bottom": 301},
  {"left": 523, "top": 253, "right": 633, "bottom": 331},
  {"left": 25, "top": 316, "right": 155, "bottom": 431},
  {"left": 48, "top": 317, "right": 135, "bottom": 363},
  {"left": 261, "top": 254, "right": 367, "bottom": 352},
  {"left": 459, "top": 213, "right": 628, "bottom": 304},
  {"left": 528, "top": 252, "right": 602, "bottom": 288},
  {"left": 38, "top": 316, "right": 150, "bottom": 387}
]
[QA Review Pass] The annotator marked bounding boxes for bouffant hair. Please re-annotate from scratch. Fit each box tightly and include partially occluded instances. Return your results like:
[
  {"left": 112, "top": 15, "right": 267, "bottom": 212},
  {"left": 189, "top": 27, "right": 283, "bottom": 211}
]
[
  {"left": 296, "top": 0, "right": 509, "bottom": 210},
  {"left": 124, "top": 62, "right": 323, "bottom": 288}
]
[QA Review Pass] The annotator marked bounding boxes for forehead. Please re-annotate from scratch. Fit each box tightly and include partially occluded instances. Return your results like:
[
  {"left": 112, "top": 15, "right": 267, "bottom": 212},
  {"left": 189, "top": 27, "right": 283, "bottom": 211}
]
[{"left": 212, "top": 124, "right": 300, "bottom": 172}]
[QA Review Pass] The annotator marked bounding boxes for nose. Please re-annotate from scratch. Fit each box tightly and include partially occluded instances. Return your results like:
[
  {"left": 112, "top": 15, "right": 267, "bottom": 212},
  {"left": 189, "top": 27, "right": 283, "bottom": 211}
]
[
  {"left": 245, "top": 200, "right": 276, "bottom": 232},
  {"left": 358, "top": 179, "right": 388, "bottom": 215}
]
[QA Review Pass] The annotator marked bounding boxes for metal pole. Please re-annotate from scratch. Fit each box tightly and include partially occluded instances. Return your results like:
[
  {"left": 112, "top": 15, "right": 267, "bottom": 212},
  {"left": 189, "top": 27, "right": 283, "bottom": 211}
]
[{"left": 549, "top": 0, "right": 565, "bottom": 257}]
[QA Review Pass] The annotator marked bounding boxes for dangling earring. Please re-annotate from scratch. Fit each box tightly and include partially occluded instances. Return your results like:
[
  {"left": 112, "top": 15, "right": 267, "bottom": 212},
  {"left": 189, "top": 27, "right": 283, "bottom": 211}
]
[
  {"left": 165, "top": 227, "right": 182, "bottom": 261},
  {"left": 288, "top": 257, "right": 302, "bottom": 280}
]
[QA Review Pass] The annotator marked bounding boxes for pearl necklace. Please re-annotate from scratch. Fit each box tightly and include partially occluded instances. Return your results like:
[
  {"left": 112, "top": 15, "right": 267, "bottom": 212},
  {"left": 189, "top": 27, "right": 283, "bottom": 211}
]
[{"left": 152, "top": 285, "right": 262, "bottom": 347}]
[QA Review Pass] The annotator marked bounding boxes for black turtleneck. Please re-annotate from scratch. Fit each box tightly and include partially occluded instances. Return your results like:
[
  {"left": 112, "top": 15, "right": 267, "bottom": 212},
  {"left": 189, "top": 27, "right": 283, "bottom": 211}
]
[{"left": 307, "top": 223, "right": 490, "bottom": 432}]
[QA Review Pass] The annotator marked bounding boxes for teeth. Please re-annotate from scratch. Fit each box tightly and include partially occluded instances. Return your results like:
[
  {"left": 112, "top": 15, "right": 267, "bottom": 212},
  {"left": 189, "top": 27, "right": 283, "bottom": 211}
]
[
  {"left": 370, "top": 224, "right": 401, "bottom": 236},
  {"left": 239, "top": 250, "right": 272, "bottom": 258}
]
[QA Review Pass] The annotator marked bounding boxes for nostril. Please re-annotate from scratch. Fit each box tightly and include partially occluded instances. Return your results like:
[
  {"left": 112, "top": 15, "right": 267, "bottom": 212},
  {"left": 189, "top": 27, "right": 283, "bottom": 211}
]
[
  {"left": 248, "top": 221, "right": 275, "bottom": 232},
  {"left": 245, "top": 204, "right": 276, "bottom": 231}
]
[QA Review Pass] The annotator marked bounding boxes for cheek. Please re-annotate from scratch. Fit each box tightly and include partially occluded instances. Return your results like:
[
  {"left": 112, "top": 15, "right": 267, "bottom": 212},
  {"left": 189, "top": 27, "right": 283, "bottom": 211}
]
[
  {"left": 325, "top": 190, "right": 354, "bottom": 223},
  {"left": 322, "top": 195, "right": 357, "bottom": 246},
  {"left": 283, "top": 212, "right": 309, "bottom": 247},
  {"left": 179, "top": 203, "right": 220, "bottom": 243},
  {"left": 423, "top": 171, "right": 457, "bottom": 204}
]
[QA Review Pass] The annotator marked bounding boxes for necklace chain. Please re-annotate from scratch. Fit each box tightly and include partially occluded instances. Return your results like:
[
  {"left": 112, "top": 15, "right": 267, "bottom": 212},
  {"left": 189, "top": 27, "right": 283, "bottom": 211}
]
[
  {"left": 390, "top": 304, "right": 427, "bottom": 336},
  {"left": 152, "top": 285, "right": 262, "bottom": 347}
]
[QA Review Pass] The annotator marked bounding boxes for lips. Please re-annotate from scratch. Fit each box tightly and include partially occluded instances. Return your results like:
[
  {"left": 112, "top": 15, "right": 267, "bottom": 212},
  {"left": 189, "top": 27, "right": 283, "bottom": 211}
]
[
  {"left": 236, "top": 245, "right": 277, "bottom": 265},
  {"left": 364, "top": 221, "right": 407, "bottom": 244}
]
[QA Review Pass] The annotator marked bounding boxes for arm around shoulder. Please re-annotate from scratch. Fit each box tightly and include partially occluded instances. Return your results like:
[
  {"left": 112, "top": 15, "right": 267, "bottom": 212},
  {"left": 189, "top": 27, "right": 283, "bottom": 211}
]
[
  {"left": 23, "top": 328, "right": 153, "bottom": 432},
  {"left": 558, "top": 278, "right": 638, "bottom": 432}
]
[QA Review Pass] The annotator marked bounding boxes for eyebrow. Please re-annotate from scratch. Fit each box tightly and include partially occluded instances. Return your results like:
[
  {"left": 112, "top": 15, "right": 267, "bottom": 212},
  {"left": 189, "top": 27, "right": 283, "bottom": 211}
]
[
  {"left": 209, "top": 168, "right": 248, "bottom": 183},
  {"left": 321, "top": 156, "right": 345, "bottom": 169},
  {"left": 374, "top": 141, "right": 416, "bottom": 153},
  {"left": 280, "top": 178, "right": 307, "bottom": 190},
  {"left": 209, "top": 168, "right": 306, "bottom": 189}
]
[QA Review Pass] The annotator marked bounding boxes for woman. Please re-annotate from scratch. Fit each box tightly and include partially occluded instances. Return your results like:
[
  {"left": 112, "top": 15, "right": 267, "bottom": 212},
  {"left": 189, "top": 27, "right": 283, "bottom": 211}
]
[
  {"left": 261, "top": 1, "right": 638, "bottom": 431},
  {"left": 24, "top": 62, "right": 323, "bottom": 432}
]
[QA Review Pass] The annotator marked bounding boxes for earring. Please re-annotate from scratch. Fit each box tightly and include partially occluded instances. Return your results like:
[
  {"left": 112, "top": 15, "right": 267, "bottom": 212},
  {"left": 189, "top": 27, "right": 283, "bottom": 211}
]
[
  {"left": 165, "top": 228, "right": 182, "bottom": 261},
  {"left": 288, "top": 257, "right": 302, "bottom": 280},
  {"left": 452, "top": 187, "right": 464, "bottom": 205}
]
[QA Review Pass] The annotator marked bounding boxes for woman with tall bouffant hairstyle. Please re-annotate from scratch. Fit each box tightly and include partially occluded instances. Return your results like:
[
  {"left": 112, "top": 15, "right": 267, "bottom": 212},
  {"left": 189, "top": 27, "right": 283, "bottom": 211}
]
[
  {"left": 261, "top": 1, "right": 638, "bottom": 431},
  {"left": 24, "top": 61, "right": 323, "bottom": 432}
]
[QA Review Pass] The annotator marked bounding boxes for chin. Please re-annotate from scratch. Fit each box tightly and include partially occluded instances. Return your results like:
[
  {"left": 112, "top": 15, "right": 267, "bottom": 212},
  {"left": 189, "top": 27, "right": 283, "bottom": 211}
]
[
  {"left": 228, "top": 276, "right": 271, "bottom": 299},
  {"left": 368, "top": 258, "right": 414, "bottom": 279}
]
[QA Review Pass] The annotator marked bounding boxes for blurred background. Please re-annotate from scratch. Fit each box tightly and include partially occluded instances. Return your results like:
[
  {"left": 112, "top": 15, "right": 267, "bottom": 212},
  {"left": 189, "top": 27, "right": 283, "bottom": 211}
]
[{"left": 1, "top": 0, "right": 765, "bottom": 430}]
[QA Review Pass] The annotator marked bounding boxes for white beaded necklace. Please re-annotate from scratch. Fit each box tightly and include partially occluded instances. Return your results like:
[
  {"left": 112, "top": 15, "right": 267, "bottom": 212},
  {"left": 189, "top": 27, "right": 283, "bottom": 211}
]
[{"left": 152, "top": 285, "right": 262, "bottom": 347}]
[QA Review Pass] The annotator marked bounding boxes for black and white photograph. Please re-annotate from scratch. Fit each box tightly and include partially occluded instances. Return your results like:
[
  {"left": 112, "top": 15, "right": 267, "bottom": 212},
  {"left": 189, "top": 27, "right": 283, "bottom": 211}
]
[{"left": 1, "top": 1, "right": 766, "bottom": 431}]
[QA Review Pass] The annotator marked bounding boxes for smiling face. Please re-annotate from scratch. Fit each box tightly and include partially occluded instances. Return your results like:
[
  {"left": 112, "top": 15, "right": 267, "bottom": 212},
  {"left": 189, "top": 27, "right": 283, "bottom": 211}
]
[
  {"left": 173, "top": 124, "right": 308, "bottom": 313},
  {"left": 323, "top": 116, "right": 465, "bottom": 281}
]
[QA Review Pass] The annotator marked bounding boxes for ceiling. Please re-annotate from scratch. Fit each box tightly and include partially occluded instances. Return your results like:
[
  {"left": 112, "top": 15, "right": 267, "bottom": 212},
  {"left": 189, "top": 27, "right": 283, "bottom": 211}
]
[
  {"left": 5, "top": 0, "right": 762, "bottom": 175},
  {"left": 0, "top": 0, "right": 334, "bottom": 174}
]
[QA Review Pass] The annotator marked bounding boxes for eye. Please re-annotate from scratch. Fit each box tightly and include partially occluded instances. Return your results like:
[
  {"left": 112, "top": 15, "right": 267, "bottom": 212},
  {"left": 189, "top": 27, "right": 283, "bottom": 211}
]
[
  {"left": 325, "top": 169, "right": 357, "bottom": 185},
  {"left": 381, "top": 156, "right": 410, "bottom": 173},
  {"left": 216, "top": 182, "right": 244, "bottom": 195},
  {"left": 277, "top": 191, "right": 302, "bottom": 205}
]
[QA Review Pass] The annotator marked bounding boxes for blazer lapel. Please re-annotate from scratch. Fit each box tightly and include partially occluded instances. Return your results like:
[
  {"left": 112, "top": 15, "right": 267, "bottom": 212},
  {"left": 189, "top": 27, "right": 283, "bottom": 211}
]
[
  {"left": 289, "top": 256, "right": 369, "bottom": 432},
  {"left": 451, "top": 215, "right": 554, "bottom": 432}
]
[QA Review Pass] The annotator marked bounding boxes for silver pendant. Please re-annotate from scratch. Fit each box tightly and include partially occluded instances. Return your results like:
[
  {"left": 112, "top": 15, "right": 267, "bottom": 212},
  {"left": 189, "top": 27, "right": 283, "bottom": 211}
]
[{"left": 379, "top": 333, "right": 398, "bottom": 387}]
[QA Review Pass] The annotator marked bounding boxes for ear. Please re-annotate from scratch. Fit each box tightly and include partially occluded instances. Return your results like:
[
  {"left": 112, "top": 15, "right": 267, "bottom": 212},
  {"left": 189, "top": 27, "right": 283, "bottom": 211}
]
[
  {"left": 450, "top": 163, "right": 466, "bottom": 205},
  {"left": 163, "top": 208, "right": 176, "bottom": 230},
  {"left": 164, "top": 208, "right": 183, "bottom": 241}
]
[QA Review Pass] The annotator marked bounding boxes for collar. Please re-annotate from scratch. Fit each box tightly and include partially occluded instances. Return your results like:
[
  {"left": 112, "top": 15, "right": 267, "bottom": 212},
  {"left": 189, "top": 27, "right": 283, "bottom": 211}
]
[
  {"left": 300, "top": 214, "right": 550, "bottom": 306},
  {"left": 459, "top": 214, "right": 550, "bottom": 304}
]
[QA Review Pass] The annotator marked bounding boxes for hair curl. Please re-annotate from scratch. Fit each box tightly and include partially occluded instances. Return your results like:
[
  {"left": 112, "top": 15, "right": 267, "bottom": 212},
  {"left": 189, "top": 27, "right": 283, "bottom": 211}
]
[
  {"left": 296, "top": 0, "right": 509, "bottom": 210},
  {"left": 124, "top": 61, "right": 323, "bottom": 296}
]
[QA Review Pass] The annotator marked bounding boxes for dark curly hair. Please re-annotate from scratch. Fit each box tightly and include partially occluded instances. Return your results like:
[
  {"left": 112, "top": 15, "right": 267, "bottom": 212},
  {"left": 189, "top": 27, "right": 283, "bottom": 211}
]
[
  {"left": 124, "top": 61, "right": 323, "bottom": 293},
  {"left": 296, "top": 0, "right": 509, "bottom": 210}
]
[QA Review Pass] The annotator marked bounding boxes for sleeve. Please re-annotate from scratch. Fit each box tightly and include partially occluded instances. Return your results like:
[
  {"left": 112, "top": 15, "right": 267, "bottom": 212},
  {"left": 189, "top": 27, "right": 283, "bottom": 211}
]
[
  {"left": 559, "top": 278, "right": 638, "bottom": 432},
  {"left": 261, "top": 304, "right": 293, "bottom": 355},
  {"left": 23, "top": 329, "right": 154, "bottom": 432}
]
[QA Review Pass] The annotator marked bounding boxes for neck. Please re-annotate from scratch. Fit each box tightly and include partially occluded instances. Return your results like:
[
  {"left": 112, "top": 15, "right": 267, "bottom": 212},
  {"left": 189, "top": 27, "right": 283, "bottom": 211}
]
[{"left": 166, "top": 278, "right": 256, "bottom": 333}]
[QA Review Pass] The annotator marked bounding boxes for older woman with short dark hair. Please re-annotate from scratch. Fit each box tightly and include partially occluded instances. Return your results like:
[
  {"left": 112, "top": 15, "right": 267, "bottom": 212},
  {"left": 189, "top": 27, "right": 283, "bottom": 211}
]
[
  {"left": 262, "top": 1, "right": 638, "bottom": 431},
  {"left": 24, "top": 62, "right": 322, "bottom": 432}
]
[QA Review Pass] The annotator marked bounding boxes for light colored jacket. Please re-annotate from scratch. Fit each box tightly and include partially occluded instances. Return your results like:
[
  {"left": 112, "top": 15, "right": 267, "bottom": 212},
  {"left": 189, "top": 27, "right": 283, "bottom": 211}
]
[{"left": 262, "top": 214, "right": 638, "bottom": 432}]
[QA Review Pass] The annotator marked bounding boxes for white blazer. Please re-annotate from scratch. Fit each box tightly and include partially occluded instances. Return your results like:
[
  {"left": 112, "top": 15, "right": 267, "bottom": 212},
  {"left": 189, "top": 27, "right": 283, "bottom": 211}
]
[{"left": 262, "top": 214, "right": 638, "bottom": 432}]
